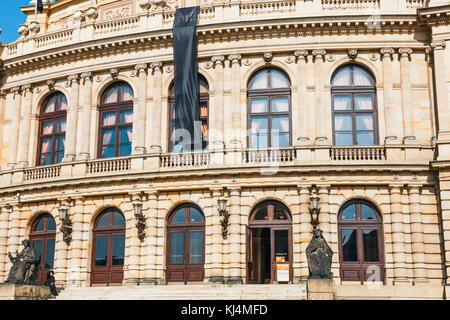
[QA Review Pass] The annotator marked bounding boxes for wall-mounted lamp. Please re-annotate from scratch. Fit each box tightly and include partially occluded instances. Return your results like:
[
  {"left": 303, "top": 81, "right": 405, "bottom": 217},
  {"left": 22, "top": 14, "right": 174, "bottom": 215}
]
[
  {"left": 218, "top": 197, "right": 230, "bottom": 240},
  {"left": 59, "top": 204, "right": 72, "bottom": 246},
  {"left": 133, "top": 202, "right": 146, "bottom": 243},
  {"left": 309, "top": 188, "right": 320, "bottom": 230}
]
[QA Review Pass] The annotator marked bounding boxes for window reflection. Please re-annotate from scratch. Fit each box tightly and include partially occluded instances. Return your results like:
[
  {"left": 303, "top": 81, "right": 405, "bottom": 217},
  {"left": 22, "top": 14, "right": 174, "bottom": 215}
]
[
  {"left": 189, "top": 231, "right": 204, "bottom": 264},
  {"left": 342, "top": 229, "right": 358, "bottom": 261},
  {"left": 170, "top": 232, "right": 184, "bottom": 264},
  {"left": 95, "top": 235, "right": 108, "bottom": 266}
]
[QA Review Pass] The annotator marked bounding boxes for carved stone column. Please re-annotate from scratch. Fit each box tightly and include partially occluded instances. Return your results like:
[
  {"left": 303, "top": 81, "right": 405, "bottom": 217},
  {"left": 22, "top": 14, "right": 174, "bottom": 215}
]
[
  {"left": 408, "top": 185, "right": 428, "bottom": 283},
  {"left": 8, "top": 88, "right": 22, "bottom": 166},
  {"left": 150, "top": 62, "right": 163, "bottom": 151},
  {"left": 207, "top": 188, "right": 225, "bottom": 283},
  {"left": 211, "top": 55, "right": 225, "bottom": 145},
  {"left": 294, "top": 50, "right": 309, "bottom": 144},
  {"left": 133, "top": 64, "right": 148, "bottom": 155},
  {"left": 65, "top": 198, "right": 84, "bottom": 287},
  {"left": 389, "top": 185, "right": 409, "bottom": 283},
  {"left": 0, "top": 206, "right": 12, "bottom": 281},
  {"left": 142, "top": 191, "right": 159, "bottom": 284},
  {"left": 6, "top": 205, "right": 21, "bottom": 277},
  {"left": 312, "top": 49, "right": 328, "bottom": 144},
  {"left": 398, "top": 48, "right": 416, "bottom": 143},
  {"left": 381, "top": 48, "right": 398, "bottom": 143},
  {"left": 228, "top": 54, "right": 242, "bottom": 144},
  {"left": 297, "top": 185, "right": 312, "bottom": 282},
  {"left": 64, "top": 75, "right": 80, "bottom": 161},
  {"left": 227, "top": 187, "right": 243, "bottom": 283},
  {"left": 17, "top": 84, "right": 33, "bottom": 166},
  {"left": 77, "top": 72, "right": 93, "bottom": 160}
]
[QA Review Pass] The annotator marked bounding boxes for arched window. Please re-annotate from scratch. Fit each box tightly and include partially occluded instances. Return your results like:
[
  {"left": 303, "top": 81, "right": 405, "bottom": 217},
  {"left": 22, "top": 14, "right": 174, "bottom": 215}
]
[
  {"left": 247, "top": 201, "right": 292, "bottom": 284},
  {"left": 30, "top": 213, "right": 56, "bottom": 284},
  {"left": 98, "top": 82, "right": 134, "bottom": 158},
  {"left": 37, "top": 92, "right": 67, "bottom": 165},
  {"left": 331, "top": 64, "right": 378, "bottom": 146},
  {"left": 338, "top": 199, "right": 384, "bottom": 283},
  {"left": 247, "top": 68, "right": 291, "bottom": 148},
  {"left": 166, "top": 203, "right": 205, "bottom": 283},
  {"left": 91, "top": 208, "right": 126, "bottom": 285},
  {"left": 168, "top": 75, "right": 209, "bottom": 152}
]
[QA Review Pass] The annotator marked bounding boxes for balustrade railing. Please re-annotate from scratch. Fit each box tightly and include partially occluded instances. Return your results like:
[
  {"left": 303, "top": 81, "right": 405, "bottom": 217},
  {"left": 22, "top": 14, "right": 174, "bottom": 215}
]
[
  {"left": 240, "top": 0, "right": 296, "bottom": 16},
  {"left": 93, "top": 16, "right": 140, "bottom": 36},
  {"left": 321, "top": 0, "right": 380, "bottom": 10},
  {"left": 330, "top": 146, "right": 386, "bottom": 161},
  {"left": 87, "top": 157, "right": 131, "bottom": 174},
  {"left": 242, "top": 148, "right": 296, "bottom": 164},
  {"left": 24, "top": 165, "right": 61, "bottom": 181},
  {"left": 160, "top": 151, "right": 210, "bottom": 168},
  {"left": 35, "top": 29, "right": 74, "bottom": 49}
]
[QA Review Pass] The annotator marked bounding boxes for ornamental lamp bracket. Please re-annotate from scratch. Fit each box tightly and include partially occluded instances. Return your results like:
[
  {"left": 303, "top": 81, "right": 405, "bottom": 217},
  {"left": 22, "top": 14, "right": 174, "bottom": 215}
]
[
  {"left": 133, "top": 201, "right": 147, "bottom": 243},
  {"left": 309, "top": 187, "right": 320, "bottom": 230},
  {"left": 218, "top": 197, "right": 230, "bottom": 240},
  {"left": 59, "top": 203, "right": 73, "bottom": 246}
]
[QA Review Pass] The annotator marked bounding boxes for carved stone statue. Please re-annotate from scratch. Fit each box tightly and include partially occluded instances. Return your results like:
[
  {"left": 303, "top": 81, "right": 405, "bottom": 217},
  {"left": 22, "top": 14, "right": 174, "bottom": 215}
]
[
  {"left": 5, "top": 239, "right": 37, "bottom": 284},
  {"left": 306, "top": 229, "right": 333, "bottom": 279}
]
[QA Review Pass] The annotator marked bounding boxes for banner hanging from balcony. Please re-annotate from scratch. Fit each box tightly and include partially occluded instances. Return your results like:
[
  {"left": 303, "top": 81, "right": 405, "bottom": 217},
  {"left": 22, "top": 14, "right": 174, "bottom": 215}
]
[{"left": 172, "top": 6, "right": 201, "bottom": 152}]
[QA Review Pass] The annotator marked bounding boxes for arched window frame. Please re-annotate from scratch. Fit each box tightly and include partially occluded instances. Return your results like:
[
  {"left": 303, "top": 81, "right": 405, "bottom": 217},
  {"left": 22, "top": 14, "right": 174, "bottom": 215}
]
[
  {"left": 98, "top": 81, "right": 134, "bottom": 159},
  {"left": 30, "top": 213, "right": 56, "bottom": 284},
  {"left": 247, "top": 68, "right": 292, "bottom": 149},
  {"left": 331, "top": 64, "right": 378, "bottom": 146},
  {"left": 37, "top": 92, "right": 67, "bottom": 166},
  {"left": 168, "top": 75, "right": 209, "bottom": 152},
  {"left": 338, "top": 199, "right": 385, "bottom": 283}
]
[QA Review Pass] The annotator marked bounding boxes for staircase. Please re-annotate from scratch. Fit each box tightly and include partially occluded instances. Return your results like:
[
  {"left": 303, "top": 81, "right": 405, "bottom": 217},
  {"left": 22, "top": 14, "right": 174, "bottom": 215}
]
[{"left": 55, "top": 284, "right": 307, "bottom": 300}]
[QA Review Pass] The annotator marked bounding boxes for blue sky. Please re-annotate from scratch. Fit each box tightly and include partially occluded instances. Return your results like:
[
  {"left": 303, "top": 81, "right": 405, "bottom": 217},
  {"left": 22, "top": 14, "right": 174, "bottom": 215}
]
[{"left": 0, "top": 1, "right": 32, "bottom": 44}]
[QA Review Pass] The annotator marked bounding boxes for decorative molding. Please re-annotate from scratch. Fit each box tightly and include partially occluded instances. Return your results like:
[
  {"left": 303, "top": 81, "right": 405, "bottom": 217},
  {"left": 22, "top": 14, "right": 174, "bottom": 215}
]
[
  {"left": 139, "top": 0, "right": 153, "bottom": 11},
  {"left": 242, "top": 58, "right": 252, "bottom": 66},
  {"left": 284, "top": 56, "right": 295, "bottom": 64},
  {"left": 85, "top": 6, "right": 99, "bottom": 24},
  {"left": 80, "top": 72, "right": 93, "bottom": 84},
  {"left": 347, "top": 48, "right": 358, "bottom": 60},
  {"left": 165, "top": 65, "right": 174, "bottom": 74},
  {"left": 398, "top": 47, "right": 413, "bottom": 59},
  {"left": 110, "top": 68, "right": 119, "bottom": 79},
  {"left": 211, "top": 55, "right": 225, "bottom": 67},
  {"left": 65, "top": 74, "right": 80, "bottom": 88},
  {"left": 228, "top": 54, "right": 242, "bottom": 65},
  {"left": 369, "top": 52, "right": 379, "bottom": 61},
  {"left": 47, "top": 80, "right": 56, "bottom": 91},
  {"left": 312, "top": 49, "right": 327, "bottom": 61},
  {"left": 294, "top": 50, "right": 308, "bottom": 62},
  {"left": 380, "top": 47, "right": 395, "bottom": 60},
  {"left": 204, "top": 61, "right": 213, "bottom": 69},
  {"left": 18, "top": 24, "right": 29, "bottom": 38},
  {"left": 263, "top": 52, "right": 273, "bottom": 63},
  {"left": 326, "top": 54, "right": 335, "bottom": 62},
  {"left": 431, "top": 41, "right": 446, "bottom": 51},
  {"left": 28, "top": 21, "right": 40, "bottom": 36}
]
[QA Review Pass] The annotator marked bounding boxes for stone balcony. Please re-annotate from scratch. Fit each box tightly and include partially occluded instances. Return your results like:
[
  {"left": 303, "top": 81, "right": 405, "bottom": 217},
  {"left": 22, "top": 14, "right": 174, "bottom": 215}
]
[
  {"left": 0, "top": 0, "right": 428, "bottom": 62},
  {"left": 0, "top": 144, "right": 434, "bottom": 189}
]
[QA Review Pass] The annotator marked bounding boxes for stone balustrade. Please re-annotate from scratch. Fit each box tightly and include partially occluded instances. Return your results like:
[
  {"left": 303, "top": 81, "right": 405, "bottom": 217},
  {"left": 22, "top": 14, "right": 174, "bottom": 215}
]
[
  {"left": 87, "top": 157, "right": 131, "bottom": 174},
  {"left": 0, "top": 0, "right": 427, "bottom": 60},
  {"left": 160, "top": 151, "right": 211, "bottom": 168},
  {"left": 330, "top": 146, "right": 386, "bottom": 161},
  {"left": 24, "top": 164, "right": 62, "bottom": 181},
  {"left": 242, "top": 147, "right": 296, "bottom": 164}
]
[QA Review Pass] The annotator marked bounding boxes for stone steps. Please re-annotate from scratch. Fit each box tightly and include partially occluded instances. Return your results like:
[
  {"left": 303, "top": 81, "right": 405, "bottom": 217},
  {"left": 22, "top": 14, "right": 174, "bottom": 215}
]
[{"left": 55, "top": 284, "right": 307, "bottom": 300}]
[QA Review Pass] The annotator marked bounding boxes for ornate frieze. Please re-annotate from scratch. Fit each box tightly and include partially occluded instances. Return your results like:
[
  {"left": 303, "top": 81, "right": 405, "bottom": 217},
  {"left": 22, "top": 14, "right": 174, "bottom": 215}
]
[{"left": 100, "top": 1, "right": 134, "bottom": 21}]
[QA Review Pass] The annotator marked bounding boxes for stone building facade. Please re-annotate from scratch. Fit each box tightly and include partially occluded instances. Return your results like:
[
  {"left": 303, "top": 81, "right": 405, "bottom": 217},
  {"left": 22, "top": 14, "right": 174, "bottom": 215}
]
[{"left": 0, "top": 0, "right": 449, "bottom": 299}]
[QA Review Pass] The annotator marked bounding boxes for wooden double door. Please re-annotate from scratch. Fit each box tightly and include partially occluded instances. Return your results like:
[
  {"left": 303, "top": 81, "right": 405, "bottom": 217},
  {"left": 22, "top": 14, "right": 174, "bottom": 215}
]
[
  {"left": 246, "top": 201, "right": 293, "bottom": 284},
  {"left": 30, "top": 214, "right": 56, "bottom": 285}
]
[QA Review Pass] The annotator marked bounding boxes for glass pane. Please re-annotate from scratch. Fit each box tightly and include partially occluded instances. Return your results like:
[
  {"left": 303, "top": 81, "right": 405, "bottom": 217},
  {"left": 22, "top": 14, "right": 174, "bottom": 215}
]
[
  {"left": 270, "top": 69, "right": 290, "bottom": 88},
  {"left": 341, "top": 229, "right": 358, "bottom": 262},
  {"left": 353, "top": 67, "right": 373, "bottom": 86},
  {"left": 54, "top": 151, "right": 64, "bottom": 164},
  {"left": 119, "top": 110, "right": 133, "bottom": 124},
  {"left": 42, "top": 121, "right": 54, "bottom": 135},
  {"left": 95, "top": 235, "right": 108, "bottom": 266},
  {"left": 101, "top": 146, "right": 115, "bottom": 158},
  {"left": 172, "top": 208, "right": 185, "bottom": 223},
  {"left": 40, "top": 153, "right": 52, "bottom": 166},
  {"left": 335, "top": 114, "right": 352, "bottom": 131},
  {"left": 45, "top": 239, "right": 55, "bottom": 268},
  {"left": 199, "top": 102, "right": 208, "bottom": 117},
  {"left": 362, "top": 204, "right": 377, "bottom": 220},
  {"left": 335, "top": 132, "right": 353, "bottom": 146},
  {"left": 97, "top": 213, "right": 110, "bottom": 228},
  {"left": 102, "top": 112, "right": 117, "bottom": 126},
  {"left": 32, "top": 240, "right": 42, "bottom": 266},
  {"left": 341, "top": 204, "right": 356, "bottom": 220},
  {"left": 55, "top": 135, "right": 65, "bottom": 151},
  {"left": 271, "top": 115, "right": 290, "bottom": 133},
  {"left": 355, "top": 94, "right": 374, "bottom": 110},
  {"left": 199, "top": 79, "right": 209, "bottom": 94},
  {"left": 189, "top": 231, "right": 204, "bottom": 264},
  {"left": 170, "top": 232, "right": 185, "bottom": 264},
  {"left": 113, "top": 211, "right": 125, "bottom": 226},
  {"left": 250, "top": 97, "right": 268, "bottom": 113},
  {"left": 43, "top": 96, "right": 56, "bottom": 113},
  {"left": 58, "top": 94, "right": 68, "bottom": 111},
  {"left": 55, "top": 119, "right": 66, "bottom": 133},
  {"left": 101, "top": 128, "right": 116, "bottom": 145},
  {"left": 189, "top": 207, "right": 203, "bottom": 223},
  {"left": 120, "top": 127, "right": 132, "bottom": 144},
  {"left": 356, "top": 114, "right": 374, "bottom": 131},
  {"left": 112, "top": 235, "right": 125, "bottom": 266},
  {"left": 120, "top": 83, "right": 134, "bottom": 101},
  {"left": 272, "top": 133, "right": 290, "bottom": 148},
  {"left": 332, "top": 67, "right": 351, "bottom": 86},
  {"left": 47, "top": 216, "right": 56, "bottom": 231},
  {"left": 274, "top": 207, "right": 288, "bottom": 220},
  {"left": 103, "top": 85, "right": 119, "bottom": 104},
  {"left": 356, "top": 132, "right": 375, "bottom": 146},
  {"left": 250, "top": 134, "right": 268, "bottom": 149},
  {"left": 250, "top": 117, "right": 268, "bottom": 134},
  {"left": 254, "top": 207, "right": 268, "bottom": 220},
  {"left": 249, "top": 70, "right": 269, "bottom": 90},
  {"left": 363, "top": 229, "right": 379, "bottom": 262},
  {"left": 274, "top": 230, "right": 289, "bottom": 262},
  {"left": 333, "top": 95, "right": 352, "bottom": 111},
  {"left": 119, "top": 144, "right": 132, "bottom": 157},
  {"left": 35, "top": 218, "right": 45, "bottom": 232},
  {"left": 271, "top": 97, "right": 289, "bottom": 112}
]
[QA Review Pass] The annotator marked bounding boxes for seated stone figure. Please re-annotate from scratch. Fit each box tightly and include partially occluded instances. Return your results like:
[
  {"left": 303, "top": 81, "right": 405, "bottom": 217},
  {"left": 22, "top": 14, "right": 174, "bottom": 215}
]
[
  {"left": 306, "top": 229, "right": 333, "bottom": 279},
  {"left": 5, "top": 239, "right": 37, "bottom": 284}
]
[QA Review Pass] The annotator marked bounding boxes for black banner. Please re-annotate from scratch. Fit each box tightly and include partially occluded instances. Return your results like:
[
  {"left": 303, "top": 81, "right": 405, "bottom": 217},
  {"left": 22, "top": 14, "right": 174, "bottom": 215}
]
[{"left": 172, "top": 6, "right": 201, "bottom": 152}]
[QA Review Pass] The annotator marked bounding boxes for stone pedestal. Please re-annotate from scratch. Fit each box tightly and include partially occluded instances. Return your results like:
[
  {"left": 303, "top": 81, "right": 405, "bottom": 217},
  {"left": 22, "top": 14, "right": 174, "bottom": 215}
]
[
  {"left": 307, "top": 279, "right": 334, "bottom": 300},
  {"left": 0, "top": 284, "right": 52, "bottom": 300}
]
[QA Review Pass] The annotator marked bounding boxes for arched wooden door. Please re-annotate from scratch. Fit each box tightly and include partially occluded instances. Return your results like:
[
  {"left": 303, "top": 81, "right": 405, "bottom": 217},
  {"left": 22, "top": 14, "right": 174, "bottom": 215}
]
[
  {"left": 247, "top": 201, "right": 292, "bottom": 284},
  {"left": 91, "top": 208, "right": 126, "bottom": 286},
  {"left": 166, "top": 204, "right": 205, "bottom": 283},
  {"left": 30, "top": 213, "right": 56, "bottom": 285}
]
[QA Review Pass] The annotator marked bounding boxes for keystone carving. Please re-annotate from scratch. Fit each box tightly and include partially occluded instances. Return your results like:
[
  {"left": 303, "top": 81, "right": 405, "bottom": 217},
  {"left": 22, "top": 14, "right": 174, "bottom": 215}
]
[
  {"left": 263, "top": 52, "right": 273, "bottom": 63},
  {"left": 347, "top": 48, "right": 358, "bottom": 60},
  {"left": 47, "top": 80, "right": 55, "bottom": 91},
  {"left": 110, "top": 68, "right": 119, "bottom": 79}
]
